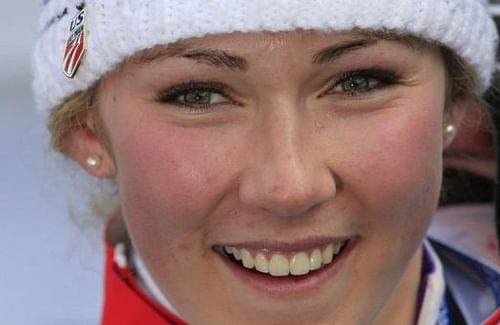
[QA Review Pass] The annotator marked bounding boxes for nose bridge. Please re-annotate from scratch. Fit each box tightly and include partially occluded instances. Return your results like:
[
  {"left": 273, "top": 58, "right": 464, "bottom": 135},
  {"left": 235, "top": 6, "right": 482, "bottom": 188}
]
[
  {"left": 264, "top": 107, "right": 306, "bottom": 190},
  {"left": 265, "top": 104, "right": 302, "bottom": 166},
  {"left": 239, "top": 101, "right": 336, "bottom": 216}
]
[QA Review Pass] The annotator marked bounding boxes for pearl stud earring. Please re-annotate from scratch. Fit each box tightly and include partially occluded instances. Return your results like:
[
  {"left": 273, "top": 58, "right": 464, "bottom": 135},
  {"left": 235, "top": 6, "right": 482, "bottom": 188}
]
[
  {"left": 86, "top": 155, "right": 101, "bottom": 169},
  {"left": 444, "top": 124, "right": 456, "bottom": 138}
]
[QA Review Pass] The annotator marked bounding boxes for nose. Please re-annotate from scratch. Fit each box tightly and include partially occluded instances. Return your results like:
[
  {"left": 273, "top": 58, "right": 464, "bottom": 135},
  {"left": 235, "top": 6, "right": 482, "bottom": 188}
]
[{"left": 238, "top": 109, "right": 337, "bottom": 217}]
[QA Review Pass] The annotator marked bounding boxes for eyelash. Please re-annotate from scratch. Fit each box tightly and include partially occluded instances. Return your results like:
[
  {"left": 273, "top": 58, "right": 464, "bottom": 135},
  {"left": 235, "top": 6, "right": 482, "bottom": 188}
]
[
  {"left": 325, "top": 69, "right": 400, "bottom": 97},
  {"left": 154, "top": 81, "right": 233, "bottom": 113}
]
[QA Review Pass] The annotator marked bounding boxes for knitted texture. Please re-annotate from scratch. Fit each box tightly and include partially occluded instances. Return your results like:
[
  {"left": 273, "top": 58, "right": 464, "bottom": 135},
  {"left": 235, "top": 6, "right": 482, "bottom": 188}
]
[{"left": 34, "top": 0, "right": 498, "bottom": 114}]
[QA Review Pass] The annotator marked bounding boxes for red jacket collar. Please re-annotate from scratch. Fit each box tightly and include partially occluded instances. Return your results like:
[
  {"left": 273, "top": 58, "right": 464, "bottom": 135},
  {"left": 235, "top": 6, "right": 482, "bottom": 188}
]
[{"left": 101, "top": 224, "right": 187, "bottom": 325}]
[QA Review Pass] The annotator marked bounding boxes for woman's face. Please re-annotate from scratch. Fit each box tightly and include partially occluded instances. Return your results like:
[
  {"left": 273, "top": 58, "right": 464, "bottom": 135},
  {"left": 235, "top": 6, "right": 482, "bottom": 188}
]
[{"left": 97, "top": 31, "right": 448, "bottom": 324}]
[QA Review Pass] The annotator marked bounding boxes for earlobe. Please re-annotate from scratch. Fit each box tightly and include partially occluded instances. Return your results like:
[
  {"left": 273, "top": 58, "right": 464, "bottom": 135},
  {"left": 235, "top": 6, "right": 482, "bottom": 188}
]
[
  {"left": 63, "top": 121, "right": 116, "bottom": 179},
  {"left": 82, "top": 152, "right": 116, "bottom": 178},
  {"left": 443, "top": 123, "right": 457, "bottom": 147},
  {"left": 442, "top": 98, "right": 470, "bottom": 149}
]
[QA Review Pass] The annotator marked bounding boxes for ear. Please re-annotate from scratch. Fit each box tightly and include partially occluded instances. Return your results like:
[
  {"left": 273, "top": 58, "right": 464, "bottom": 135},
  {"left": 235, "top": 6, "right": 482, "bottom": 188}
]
[{"left": 63, "top": 115, "right": 116, "bottom": 178}]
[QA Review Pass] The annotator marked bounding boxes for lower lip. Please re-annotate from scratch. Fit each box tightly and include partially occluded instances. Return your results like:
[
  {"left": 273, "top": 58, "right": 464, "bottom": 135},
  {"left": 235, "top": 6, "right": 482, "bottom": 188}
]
[{"left": 217, "top": 239, "right": 356, "bottom": 297}]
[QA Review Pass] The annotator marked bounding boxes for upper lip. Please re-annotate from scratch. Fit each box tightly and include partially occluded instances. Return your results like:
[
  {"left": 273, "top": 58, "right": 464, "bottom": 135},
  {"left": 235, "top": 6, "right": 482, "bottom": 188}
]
[{"left": 215, "top": 236, "right": 351, "bottom": 252}]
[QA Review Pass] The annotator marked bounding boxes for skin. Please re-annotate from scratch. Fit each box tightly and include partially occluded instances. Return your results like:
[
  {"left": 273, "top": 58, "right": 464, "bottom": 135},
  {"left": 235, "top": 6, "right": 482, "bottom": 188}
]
[{"left": 68, "top": 30, "right": 463, "bottom": 324}]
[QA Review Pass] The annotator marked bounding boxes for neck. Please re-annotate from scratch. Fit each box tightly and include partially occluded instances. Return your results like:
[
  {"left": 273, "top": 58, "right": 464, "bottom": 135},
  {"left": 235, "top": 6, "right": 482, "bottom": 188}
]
[{"left": 373, "top": 246, "right": 423, "bottom": 325}]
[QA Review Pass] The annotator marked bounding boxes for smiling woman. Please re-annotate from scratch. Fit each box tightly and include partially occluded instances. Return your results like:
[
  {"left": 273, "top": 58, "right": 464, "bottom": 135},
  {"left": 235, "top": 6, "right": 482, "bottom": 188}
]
[{"left": 34, "top": 1, "right": 499, "bottom": 324}]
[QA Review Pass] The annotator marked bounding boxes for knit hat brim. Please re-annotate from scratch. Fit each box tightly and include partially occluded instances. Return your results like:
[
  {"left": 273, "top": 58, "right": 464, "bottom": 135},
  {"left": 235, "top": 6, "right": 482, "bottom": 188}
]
[{"left": 33, "top": 0, "right": 498, "bottom": 114}]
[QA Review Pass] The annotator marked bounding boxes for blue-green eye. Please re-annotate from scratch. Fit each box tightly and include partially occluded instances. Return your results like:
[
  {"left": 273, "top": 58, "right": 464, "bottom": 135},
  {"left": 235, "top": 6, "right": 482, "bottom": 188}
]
[
  {"left": 155, "top": 81, "right": 231, "bottom": 109},
  {"left": 184, "top": 90, "right": 210, "bottom": 104},
  {"left": 336, "top": 75, "right": 380, "bottom": 93},
  {"left": 327, "top": 70, "right": 399, "bottom": 96},
  {"left": 179, "top": 89, "right": 226, "bottom": 105}
]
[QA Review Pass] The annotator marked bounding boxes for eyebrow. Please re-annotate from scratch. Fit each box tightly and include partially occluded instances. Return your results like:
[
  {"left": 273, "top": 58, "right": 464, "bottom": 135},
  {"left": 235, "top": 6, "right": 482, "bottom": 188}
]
[
  {"left": 133, "top": 38, "right": 380, "bottom": 70},
  {"left": 312, "top": 39, "right": 379, "bottom": 65},
  {"left": 134, "top": 44, "right": 249, "bottom": 71}
]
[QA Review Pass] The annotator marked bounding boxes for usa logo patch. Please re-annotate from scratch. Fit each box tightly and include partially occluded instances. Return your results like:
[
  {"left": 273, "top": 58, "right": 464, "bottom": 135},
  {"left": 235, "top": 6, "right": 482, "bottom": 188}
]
[{"left": 63, "top": 7, "right": 86, "bottom": 78}]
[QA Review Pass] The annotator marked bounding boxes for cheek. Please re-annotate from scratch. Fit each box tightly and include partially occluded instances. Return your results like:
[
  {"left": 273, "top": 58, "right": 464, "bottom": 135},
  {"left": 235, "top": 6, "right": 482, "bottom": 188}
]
[
  {"left": 326, "top": 102, "right": 445, "bottom": 311},
  {"left": 111, "top": 122, "right": 236, "bottom": 239},
  {"left": 342, "top": 103, "right": 444, "bottom": 237},
  {"left": 97, "top": 77, "right": 238, "bottom": 235}
]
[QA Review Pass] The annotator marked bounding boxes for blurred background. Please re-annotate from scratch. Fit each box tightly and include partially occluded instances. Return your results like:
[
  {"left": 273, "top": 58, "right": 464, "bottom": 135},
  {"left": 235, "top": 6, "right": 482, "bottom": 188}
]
[{"left": 0, "top": 2, "right": 103, "bottom": 325}]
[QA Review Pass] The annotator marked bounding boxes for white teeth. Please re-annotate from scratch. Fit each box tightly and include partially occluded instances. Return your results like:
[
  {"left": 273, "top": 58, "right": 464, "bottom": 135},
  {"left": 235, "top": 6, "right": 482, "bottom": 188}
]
[
  {"left": 333, "top": 242, "right": 342, "bottom": 255},
  {"left": 290, "top": 252, "right": 310, "bottom": 276},
  {"left": 322, "top": 243, "right": 334, "bottom": 265},
  {"left": 269, "top": 254, "right": 290, "bottom": 277},
  {"left": 310, "top": 248, "right": 322, "bottom": 271},
  {"left": 223, "top": 240, "right": 347, "bottom": 277},
  {"left": 233, "top": 248, "right": 242, "bottom": 261},
  {"left": 241, "top": 249, "right": 254, "bottom": 269},
  {"left": 255, "top": 253, "right": 269, "bottom": 273}
]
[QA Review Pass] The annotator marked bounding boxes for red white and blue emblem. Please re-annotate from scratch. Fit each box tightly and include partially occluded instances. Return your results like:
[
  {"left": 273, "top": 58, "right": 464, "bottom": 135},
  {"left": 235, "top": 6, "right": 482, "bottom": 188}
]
[{"left": 63, "top": 8, "right": 86, "bottom": 78}]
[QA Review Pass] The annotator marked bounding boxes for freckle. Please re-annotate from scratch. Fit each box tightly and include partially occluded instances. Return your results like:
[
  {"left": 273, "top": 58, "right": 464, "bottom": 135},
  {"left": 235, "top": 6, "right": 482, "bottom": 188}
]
[
  {"left": 112, "top": 96, "right": 117, "bottom": 103},
  {"left": 315, "top": 121, "right": 325, "bottom": 131},
  {"left": 229, "top": 209, "right": 240, "bottom": 218}
]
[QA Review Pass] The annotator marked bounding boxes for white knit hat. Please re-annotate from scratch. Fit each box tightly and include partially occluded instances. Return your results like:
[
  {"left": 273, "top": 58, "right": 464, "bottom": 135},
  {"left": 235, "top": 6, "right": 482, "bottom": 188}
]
[{"left": 33, "top": 0, "right": 498, "bottom": 114}]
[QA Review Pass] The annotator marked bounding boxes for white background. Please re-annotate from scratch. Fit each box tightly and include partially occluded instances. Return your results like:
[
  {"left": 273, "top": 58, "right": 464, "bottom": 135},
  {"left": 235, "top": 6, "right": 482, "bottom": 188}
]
[{"left": 0, "top": 3, "right": 103, "bottom": 324}]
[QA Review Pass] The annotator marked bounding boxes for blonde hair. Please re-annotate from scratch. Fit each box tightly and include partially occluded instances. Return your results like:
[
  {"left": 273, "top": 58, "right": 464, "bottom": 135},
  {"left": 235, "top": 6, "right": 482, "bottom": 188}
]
[{"left": 48, "top": 84, "right": 98, "bottom": 155}]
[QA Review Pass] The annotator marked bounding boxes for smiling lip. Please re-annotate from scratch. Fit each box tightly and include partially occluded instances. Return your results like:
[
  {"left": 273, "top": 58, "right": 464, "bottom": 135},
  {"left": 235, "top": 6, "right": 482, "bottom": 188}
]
[
  {"left": 219, "top": 237, "right": 346, "bottom": 252},
  {"left": 214, "top": 237, "right": 357, "bottom": 297}
]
